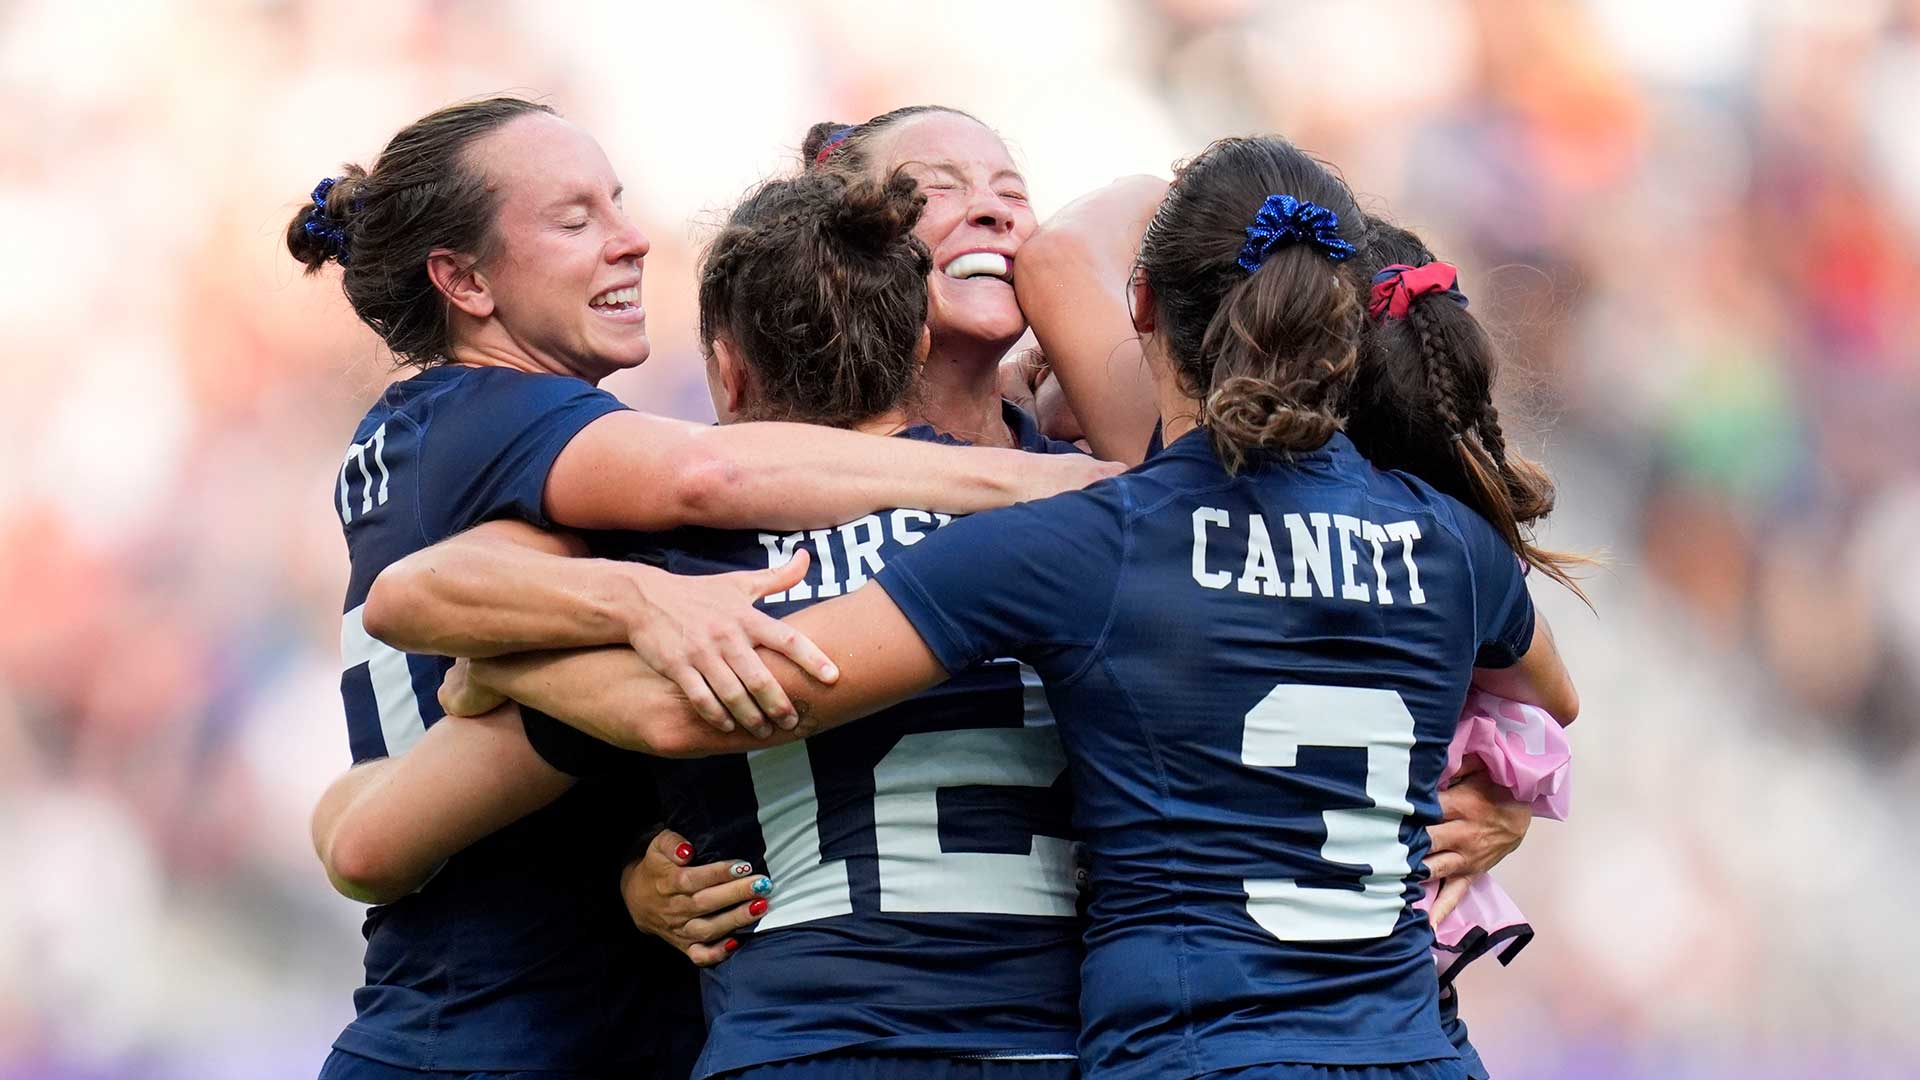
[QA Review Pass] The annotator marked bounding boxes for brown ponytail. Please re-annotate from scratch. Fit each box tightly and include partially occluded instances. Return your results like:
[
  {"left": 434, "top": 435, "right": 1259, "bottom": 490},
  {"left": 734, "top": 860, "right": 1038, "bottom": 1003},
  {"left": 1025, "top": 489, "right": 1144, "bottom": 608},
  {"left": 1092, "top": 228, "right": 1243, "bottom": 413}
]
[{"left": 1139, "top": 137, "right": 1366, "bottom": 473}]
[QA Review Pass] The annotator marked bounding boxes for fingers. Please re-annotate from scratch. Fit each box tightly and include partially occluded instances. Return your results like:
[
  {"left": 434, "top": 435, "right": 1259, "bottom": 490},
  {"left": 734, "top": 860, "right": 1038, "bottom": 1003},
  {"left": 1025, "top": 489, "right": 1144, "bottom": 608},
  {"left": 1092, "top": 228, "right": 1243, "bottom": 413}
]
[
  {"left": 672, "top": 856, "right": 759, "bottom": 895},
  {"left": 1425, "top": 820, "right": 1470, "bottom": 855},
  {"left": 748, "top": 549, "right": 809, "bottom": 600},
  {"left": 648, "top": 829, "right": 694, "bottom": 866},
  {"left": 663, "top": 662, "right": 739, "bottom": 736},
  {"left": 717, "top": 630, "right": 797, "bottom": 730},
  {"left": 680, "top": 886, "right": 772, "bottom": 943},
  {"left": 1429, "top": 875, "right": 1473, "bottom": 923},
  {"left": 746, "top": 612, "right": 838, "bottom": 687},
  {"left": 689, "top": 651, "right": 772, "bottom": 737},
  {"left": 1423, "top": 851, "right": 1470, "bottom": 881},
  {"left": 438, "top": 659, "right": 506, "bottom": 717},
  {"left": 686, "top": 938, "right": 740, "bottom": 967}
]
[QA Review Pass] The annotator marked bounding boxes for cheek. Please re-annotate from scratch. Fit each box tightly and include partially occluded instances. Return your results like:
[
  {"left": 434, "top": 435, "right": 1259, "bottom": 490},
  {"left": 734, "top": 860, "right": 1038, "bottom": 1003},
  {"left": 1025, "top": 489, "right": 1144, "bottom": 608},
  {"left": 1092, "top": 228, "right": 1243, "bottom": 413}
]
[
  {"left": 1010, "top": 207, "right": 1039, "bottom": 243},
  {"left": 914, "top": 201, "right": 964, "bottom": 251}
]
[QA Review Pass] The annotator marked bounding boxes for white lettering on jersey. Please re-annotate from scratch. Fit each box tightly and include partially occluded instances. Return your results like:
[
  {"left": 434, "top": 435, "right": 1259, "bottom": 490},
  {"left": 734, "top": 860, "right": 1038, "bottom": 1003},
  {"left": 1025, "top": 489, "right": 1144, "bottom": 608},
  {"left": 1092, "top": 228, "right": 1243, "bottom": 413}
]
[
  {"left": 1385, "top": 520, "right": 1425, "bottom": 604},
  {"left": 1192, "top": 509, "right": 1428, "bottom": 607},
  {"left": 1286, "top": 512, "right": 1334, "bottom": 598},
  {"left": 340, "top": 602, "right": 425, "bottom": 756},
  {"left": 838, "top": 515, "right": 886, "bottom": 592},
  {"left": 1331, "top": 514, "right": 1370, "bottom": 602},
  {"left": 758, "top": 532, "right": 810, "bottom": 603},
  {"left": 757, "top": 510, "right": 956, "bottom": 604},
  {"left": 337, "top": 423, "right": 391, "bottom": 525},
  {"left": 1237, "top": 513, "right": 1283, "bottom": 596},
  {"left": 1191, "top": 507, "right": 1231, "bottom": 589}
]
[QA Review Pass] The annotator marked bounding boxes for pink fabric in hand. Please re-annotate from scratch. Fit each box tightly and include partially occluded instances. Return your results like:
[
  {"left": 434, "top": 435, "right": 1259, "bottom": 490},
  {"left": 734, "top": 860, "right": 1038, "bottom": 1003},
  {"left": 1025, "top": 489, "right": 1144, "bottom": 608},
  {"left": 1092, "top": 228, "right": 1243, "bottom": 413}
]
[{"left": 1414, "top": 691, "right": 1571, "bottom": 985}]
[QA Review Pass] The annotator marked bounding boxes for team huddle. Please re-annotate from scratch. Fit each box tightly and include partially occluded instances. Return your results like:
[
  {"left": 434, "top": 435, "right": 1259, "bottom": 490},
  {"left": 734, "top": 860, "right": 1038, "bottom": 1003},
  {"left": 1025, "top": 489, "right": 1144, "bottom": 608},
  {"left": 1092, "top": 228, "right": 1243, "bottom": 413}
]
[{"left": 293, "top": 97, "right": 1582, "bottom": 1080}]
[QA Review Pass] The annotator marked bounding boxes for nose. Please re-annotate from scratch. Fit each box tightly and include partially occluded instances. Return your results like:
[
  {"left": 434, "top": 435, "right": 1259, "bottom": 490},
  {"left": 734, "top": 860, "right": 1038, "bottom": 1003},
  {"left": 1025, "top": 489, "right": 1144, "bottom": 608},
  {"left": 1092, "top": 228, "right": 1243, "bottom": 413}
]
[
  {"left": 607, "top": 211, "right": 650, "bottom": 263},
  {"left": 965, "top": 188, "right": 1019, "bottom": 234}
]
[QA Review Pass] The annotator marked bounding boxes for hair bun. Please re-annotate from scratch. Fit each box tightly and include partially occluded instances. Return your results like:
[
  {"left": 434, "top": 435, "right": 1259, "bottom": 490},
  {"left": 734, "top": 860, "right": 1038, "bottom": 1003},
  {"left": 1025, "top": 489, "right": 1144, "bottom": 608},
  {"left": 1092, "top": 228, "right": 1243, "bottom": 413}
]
[
  {"left": 285, "top": 166, "right": 366, "bottom": 272},
  {"left": 823, "top": 172, "right": 925, "bottom": 258}
]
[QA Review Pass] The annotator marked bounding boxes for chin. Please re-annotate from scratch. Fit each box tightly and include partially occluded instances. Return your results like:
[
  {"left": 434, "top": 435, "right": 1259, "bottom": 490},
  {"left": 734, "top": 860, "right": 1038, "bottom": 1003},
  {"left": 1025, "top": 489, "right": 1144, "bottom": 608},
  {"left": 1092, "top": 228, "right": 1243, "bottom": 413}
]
[{"left": 939, "top": 307, "right": 1027, "bottom": 355}]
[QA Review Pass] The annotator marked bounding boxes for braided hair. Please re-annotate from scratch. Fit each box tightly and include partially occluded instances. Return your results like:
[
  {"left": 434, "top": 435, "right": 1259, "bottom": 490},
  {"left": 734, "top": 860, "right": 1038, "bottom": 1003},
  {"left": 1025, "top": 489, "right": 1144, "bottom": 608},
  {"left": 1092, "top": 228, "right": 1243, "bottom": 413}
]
[{"left": 1350, "top": 219, "right": 1590, "bottom": 601}]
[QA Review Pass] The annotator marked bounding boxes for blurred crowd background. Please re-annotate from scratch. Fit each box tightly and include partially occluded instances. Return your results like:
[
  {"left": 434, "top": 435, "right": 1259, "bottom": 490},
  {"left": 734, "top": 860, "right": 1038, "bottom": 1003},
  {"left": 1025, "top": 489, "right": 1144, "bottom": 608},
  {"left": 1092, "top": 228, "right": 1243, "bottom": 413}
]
[{"left": 3, "top": 0, "right": 1918, "bottom": 1077}]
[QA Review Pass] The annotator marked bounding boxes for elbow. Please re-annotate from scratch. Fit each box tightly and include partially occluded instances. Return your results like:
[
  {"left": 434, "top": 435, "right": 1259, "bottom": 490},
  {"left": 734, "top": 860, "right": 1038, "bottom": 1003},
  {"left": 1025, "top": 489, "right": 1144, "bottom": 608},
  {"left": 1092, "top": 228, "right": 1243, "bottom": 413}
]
[
  {"left": 363, "top": 563, "right": 432, "bottom": 653},
  {"left": 661, "top": 438, "right": 741, "bottom": 529},
  {"left": 1550, "top": 682, "right": 1581, "bottom": 728},
  {"left": 322, "top": 824, "right": 418, "bottom": 906}
]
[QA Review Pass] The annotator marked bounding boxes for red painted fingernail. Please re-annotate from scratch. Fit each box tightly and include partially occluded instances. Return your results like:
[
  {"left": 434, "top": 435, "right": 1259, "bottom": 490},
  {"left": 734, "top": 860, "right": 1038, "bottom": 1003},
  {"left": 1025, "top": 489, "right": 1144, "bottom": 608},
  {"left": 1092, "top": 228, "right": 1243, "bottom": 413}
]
[
  {"left": 723, "top": 938, "right": 740, "bottom": 953},
  {"left": 748, "top": 898, "right": 769, "bottom": 917},
  {"left": 674, "top": 843, "right": 694, "bottom": 861}
]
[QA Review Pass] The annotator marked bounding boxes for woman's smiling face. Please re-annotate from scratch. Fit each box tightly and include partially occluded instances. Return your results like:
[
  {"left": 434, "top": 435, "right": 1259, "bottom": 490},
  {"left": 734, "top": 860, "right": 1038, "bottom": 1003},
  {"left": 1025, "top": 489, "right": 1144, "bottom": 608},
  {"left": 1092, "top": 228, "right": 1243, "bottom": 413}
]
[{"left": 866, "top": 112, "right": 1036, "bottom": 355}]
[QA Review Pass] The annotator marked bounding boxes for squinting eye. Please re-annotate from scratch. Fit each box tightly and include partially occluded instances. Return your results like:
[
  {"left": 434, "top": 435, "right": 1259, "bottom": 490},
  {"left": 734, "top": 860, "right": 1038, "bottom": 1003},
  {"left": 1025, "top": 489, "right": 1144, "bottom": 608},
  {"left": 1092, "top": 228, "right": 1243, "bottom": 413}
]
[
  {"left": 1001, "top": 191, "right": 1029, "bottom": 202},
  {"left": 563, "top": 221, "right": 589, "bottom": 231}
]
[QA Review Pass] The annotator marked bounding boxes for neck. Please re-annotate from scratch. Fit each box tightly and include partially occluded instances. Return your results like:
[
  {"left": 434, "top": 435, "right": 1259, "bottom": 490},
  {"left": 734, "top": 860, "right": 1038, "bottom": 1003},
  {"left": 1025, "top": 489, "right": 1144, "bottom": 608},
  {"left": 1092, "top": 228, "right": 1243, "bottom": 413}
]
[
  {"left": 914, "top": 335, "right": 1013, "bottom": 448},
  {"left": 446, "top": 335, "right": 603, "bottom": 385},
  {"left": 851, "top": 408, "right": 914, "bottom": 437},
  {"left": 1153, "top": 355, "right": 1201, "bottom": 447}
]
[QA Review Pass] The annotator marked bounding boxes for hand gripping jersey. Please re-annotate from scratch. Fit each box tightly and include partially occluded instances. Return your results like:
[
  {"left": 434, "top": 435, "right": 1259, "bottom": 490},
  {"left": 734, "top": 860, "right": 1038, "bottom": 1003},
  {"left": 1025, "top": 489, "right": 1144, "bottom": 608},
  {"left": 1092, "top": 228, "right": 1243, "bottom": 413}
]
[
  {"left": 591, "top": 420, "right": 1085, "bottom": 1079},
  {"left": 332, "top": 365, "right": 699, "bottom": 1076},
  {"left": 875, "top": 430, "right": 1537, "bottom": 1080}
]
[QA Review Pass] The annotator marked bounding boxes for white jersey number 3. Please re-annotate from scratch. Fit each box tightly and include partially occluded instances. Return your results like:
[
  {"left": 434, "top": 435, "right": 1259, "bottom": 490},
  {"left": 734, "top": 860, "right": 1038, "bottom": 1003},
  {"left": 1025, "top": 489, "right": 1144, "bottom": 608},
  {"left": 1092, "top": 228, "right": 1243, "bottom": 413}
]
[{"left": 1241, "top": 683, "right": 1416, "bottom": 942}]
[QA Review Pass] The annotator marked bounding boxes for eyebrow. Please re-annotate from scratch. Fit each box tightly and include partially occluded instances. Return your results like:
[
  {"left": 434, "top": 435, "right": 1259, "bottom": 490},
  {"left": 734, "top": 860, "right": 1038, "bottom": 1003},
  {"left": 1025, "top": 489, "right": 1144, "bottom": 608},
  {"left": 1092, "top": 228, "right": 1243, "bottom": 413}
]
[
  {"left": 919, "top": 160, "right": 1026, "bottom": 187},
  {"left": 543, "top": 184, "right": 623, "bottom": 213}
]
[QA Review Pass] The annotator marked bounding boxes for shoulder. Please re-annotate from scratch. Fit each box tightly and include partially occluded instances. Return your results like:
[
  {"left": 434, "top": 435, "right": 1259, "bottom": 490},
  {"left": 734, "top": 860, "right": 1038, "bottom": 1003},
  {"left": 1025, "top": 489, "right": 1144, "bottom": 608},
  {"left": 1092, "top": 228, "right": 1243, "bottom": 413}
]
[{"left": 434, "top": 365, "right": 625, "bottom": 416}]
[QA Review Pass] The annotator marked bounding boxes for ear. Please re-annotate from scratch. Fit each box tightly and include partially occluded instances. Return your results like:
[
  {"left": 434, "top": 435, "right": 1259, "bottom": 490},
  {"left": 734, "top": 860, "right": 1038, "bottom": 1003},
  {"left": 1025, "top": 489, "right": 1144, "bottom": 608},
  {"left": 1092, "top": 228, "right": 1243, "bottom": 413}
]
[
  {"left": 427, "top": 249, "right": 493, "bottom": 319},
  {"left": 711, "top": 335, "right": 753, "bottom": 416},
  {"left": 913, "top": 325, "right": 931, "bottom": 365},
  {"left": 1128, "top": 269, "right": 1156, "bottom": 335}
]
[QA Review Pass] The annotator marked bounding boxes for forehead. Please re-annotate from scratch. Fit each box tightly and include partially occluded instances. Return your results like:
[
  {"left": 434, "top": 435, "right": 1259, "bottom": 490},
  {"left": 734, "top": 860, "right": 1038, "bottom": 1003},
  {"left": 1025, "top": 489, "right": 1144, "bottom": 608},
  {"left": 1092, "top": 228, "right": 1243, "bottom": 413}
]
[
  {"left": 469, "top": 112, "right": 617, "bottom": 209},
  {"left": 872, "top": 113, "right": 1018, "bottom": 176}
]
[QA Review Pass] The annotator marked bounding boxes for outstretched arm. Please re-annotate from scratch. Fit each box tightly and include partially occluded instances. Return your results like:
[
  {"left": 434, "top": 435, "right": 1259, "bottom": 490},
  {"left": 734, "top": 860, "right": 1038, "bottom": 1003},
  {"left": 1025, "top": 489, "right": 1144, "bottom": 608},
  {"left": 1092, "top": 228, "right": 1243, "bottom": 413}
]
[
  {"left": 365, "top": 519, "right": 828, "bottom": 733},
  {"left": 544, "top": 411, "right": 1121, "bottom": 533},
  {"left": 311, "top": 705, "right": 574, "bottom": 904},
  {"left": 1015, "top": 176, "right": 1169, "bottom": 465},
  {"left": 452, "top": 582, "right": 949, "bottom": 757}
]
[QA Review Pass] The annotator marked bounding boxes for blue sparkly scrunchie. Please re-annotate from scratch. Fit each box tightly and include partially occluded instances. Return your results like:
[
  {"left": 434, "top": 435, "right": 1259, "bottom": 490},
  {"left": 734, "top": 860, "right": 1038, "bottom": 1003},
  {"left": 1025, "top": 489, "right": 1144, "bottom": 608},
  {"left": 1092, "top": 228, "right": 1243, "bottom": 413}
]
[
  {"left": 304, "top": 177, "right": 352, "bottom": 265},
  {"left": 1236, "top": 194, "right": 1355, "bottom": 272}
]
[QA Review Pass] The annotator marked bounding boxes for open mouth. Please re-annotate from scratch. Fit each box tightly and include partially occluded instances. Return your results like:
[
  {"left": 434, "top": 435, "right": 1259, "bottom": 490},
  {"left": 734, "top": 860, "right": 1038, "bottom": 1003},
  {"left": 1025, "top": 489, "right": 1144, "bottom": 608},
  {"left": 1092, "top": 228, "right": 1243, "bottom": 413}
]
[
  {"left": 589, "top": 285, "right": 643, "bottom": 317},
  {"left": 942, "top": 252, "right": 1012, "bottom": 283}
]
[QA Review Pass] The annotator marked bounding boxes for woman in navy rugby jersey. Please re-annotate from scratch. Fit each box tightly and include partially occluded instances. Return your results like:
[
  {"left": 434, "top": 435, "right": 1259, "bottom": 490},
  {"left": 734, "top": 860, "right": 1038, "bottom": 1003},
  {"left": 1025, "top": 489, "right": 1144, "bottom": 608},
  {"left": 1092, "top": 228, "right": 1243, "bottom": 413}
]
[
  {"left": 325, "top": 158, "right": 1090, "bottom": 1080},
  {"left": 293, "top": 97, "right": 1112, "bottom": 1080},
  {"left": 456, "top": 137, "right": 1577, "bottom": 1080}
]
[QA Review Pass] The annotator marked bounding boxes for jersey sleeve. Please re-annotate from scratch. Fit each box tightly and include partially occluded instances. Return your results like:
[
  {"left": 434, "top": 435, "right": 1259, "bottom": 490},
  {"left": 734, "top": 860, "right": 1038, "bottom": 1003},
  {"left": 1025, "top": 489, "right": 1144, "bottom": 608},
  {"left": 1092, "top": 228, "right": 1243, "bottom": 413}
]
[
  {"left": 519, "top": 705, "right": 650, "bottom": 779},
  {"left": 418, "top": 371, "right": 628, "bottom": 534},
  {"left": 875, "top": 481, "right": 1130, "bottom": 675},
  {"left": 1454, "top": 504, "right": 1536, "bottom": 669}
]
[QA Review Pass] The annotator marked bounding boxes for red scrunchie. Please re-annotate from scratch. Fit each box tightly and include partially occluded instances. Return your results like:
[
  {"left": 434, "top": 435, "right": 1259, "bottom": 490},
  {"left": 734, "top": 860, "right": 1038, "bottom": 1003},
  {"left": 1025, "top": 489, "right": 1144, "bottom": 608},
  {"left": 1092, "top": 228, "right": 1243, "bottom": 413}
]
[{"left": 1368, "top": 262, "right": 1460, "bottom": 320}]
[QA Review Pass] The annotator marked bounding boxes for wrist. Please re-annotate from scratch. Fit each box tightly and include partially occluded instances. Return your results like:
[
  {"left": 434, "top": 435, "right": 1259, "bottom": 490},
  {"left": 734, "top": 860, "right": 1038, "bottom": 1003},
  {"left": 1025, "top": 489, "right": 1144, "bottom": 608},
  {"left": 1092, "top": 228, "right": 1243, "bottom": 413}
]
[{"left": 605, "top": 560, "right": 669, "bottom": 646}]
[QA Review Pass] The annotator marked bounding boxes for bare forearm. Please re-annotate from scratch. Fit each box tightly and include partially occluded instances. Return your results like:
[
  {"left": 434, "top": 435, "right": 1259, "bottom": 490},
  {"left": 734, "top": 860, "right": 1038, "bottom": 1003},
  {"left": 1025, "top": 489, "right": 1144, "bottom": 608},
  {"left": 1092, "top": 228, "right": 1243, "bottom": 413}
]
[
  {"left": 468, "top": 587, "right": 947, "bottom": 758},
  {"left": 368, "top": 543, "right": 643, "bottom": 658},
  {"left": 312, "top": 708, "right": 575, "bottom": 904},
  {"left": 670, "top": 423, "right": 1034, "bottom": 527},
  {"left": 1018, "top": 178, "right": 1167, "bottom": 465},
  {"left": 468, "top": 647, "right": 813, "bottom": 756}
]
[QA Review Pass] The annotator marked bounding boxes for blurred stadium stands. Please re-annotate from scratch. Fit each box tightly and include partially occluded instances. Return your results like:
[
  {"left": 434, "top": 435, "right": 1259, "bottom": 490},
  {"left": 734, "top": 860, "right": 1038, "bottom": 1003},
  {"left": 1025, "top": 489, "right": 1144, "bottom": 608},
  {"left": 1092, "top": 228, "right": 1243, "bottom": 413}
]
[{"left": 1, "top": 1, "right": 1917, "bottom": 1076}]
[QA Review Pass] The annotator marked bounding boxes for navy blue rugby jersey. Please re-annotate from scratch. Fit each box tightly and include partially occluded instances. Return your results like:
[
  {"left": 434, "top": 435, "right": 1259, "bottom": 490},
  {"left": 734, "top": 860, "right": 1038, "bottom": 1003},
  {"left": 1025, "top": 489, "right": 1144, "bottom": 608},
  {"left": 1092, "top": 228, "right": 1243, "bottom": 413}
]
[
  {"left": 332, "top": 364, "right": 699, "bottom": 1075},
  {"left": 583, "top": 418, "right": 1084, "bottom": 1079},
  {"left": 875, "top": 429, "right": 1535, "bottom": 1080}
]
